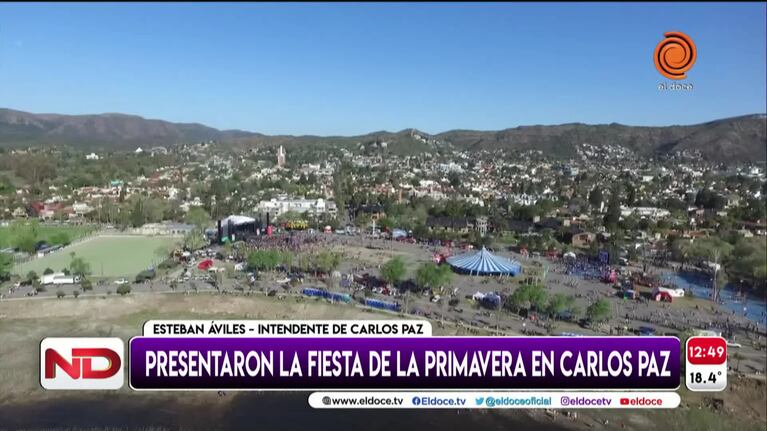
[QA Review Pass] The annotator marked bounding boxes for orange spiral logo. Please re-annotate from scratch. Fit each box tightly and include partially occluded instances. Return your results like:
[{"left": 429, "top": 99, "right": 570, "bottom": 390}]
[{"left": 654, "top": 31, "right": 696, "bottom": 80}]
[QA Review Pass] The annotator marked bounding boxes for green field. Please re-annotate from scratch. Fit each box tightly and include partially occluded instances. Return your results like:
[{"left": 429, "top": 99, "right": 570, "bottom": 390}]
[
  {"left": 0, "top": 224, "right": 96, "bottom": 249},
  {"left": 13, "top": 235, "right": 181, "bottom": 278}
]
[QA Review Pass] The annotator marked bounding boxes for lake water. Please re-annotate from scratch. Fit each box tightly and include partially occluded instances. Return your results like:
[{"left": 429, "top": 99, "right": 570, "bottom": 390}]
[{"left": 662, "top": 272, "right": 767, "bottom": 325}]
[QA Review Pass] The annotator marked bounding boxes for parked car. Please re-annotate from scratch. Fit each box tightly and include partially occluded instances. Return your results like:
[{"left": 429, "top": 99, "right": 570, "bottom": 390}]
[
  {"left": 135, "top": 269, "right": 156, "bottom": 283},
  {"left": 114, "top": 278, "right": 130, "bottom": 285}
]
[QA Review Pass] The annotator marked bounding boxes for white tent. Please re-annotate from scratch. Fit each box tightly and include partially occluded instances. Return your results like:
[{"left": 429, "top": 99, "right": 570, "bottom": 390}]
[{"left": 221, "top": 215, "right": 256, "bottom": 226}]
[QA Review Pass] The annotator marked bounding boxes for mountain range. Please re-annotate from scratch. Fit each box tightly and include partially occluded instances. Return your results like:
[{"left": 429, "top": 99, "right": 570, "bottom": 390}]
[{"left": 0, "top": 108, "right": 765, "bottom": 161}]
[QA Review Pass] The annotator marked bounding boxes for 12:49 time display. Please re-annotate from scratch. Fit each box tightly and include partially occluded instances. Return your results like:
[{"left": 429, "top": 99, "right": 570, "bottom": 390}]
[
  {"left": 685, "top": 336, "right": 727, "bottom": 391},
  {"left": 687, "top": 337, "right": 727, "bottom": 365}
]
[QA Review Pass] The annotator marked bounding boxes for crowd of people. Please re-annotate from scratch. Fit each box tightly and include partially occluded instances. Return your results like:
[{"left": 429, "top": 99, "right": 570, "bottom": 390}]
[{"left": 244, "top": 231, "right": 326, "bottom": 253}]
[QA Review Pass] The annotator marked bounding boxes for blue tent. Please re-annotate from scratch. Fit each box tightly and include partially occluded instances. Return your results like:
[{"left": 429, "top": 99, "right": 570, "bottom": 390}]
[
  {"left": 365, "top": 298, "right": 401, "bottom": 312},
  {"left": 302, "top": 288, "right": 352, "bottom": 303},
  {"left": 446, "top": 246, "right": 522, "bottom": 276}
]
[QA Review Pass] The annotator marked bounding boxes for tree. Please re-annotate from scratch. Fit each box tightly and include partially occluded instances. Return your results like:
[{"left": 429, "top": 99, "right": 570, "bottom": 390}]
[
  {"left": 380, "top": 257, "right": 406, "bottom": 287},
  {"left": 212, "top": 271, "right": 223, "bottom": 291},
  {"left": 506, "top": 283, "right": 548, "bottom": 312},
  {"left": 447, "top": 172, "right": 461, "bottom": 189},
  {"left": 73, "top": 290, "right": 80, "bottom": 299},
  {"left": 0, "top": 174, "right": 15, "bottom": 196},
  {"left": 80, "top": 278, "right": 93, "bottom": 291},
  {"left": 43, "top": 267, "right": 54, "bottom": 275},
  {"left": 144, "top": 197, "right": 167, "bottom": 223},
  {"left": 695, "top": 189, "right": 726, "bottom": 210},
  {"left": 56, "top": 289, "right": 65, "bottom": 299},
  {"left": 603, "top": 187, "right": 622, "bottom": 230},
  {"left": 130, "top": 198, "right": 146, "bottom": 228},
  {"left": 116, "top": 285, "right": 131, "bottom": 296},
  {"left": 415, "top": 263, "right": 438, "bottom": 292},
  {"left": 164, "top": 198, "right": 184, "bottom": 222},
  {"left": 185, "top": 207, "right": 211, "bottom": 230},
  {"left": 414, "top": 263, "right": 453, "bottom": 293},
  {"left": 26, "top": 270, "right": 38, "bottom": 283},
  {"left": 312, "top": 251, "right": 342, "bottom": 274},
  {"left": 247, "top": 250, "right": 282, "bottom": 272},
  {"left": 14, "top": 233, "right": 37, "bottom": 254},
  {"left": 280, "top": 251, "right": 294, "bottom": 271},
  {"left": 69, "top": 254, "right": 91, "bottom": 277},
  {"left": 588, "top": 187, "right": 603, "bottom": 208},
  {"left": 727, "top": 237, "right": 767, "bottom": 287},
  {"left": 0, "top": 253, "right": 13, "bottom": 281},
  {"left": 546, "top": 293, "right": 576, "bottom": 320},
  {"left": 434, "top": 264, "right": 453, "bottom": 291},
  {"left": 625, "top": 184, "right": 636, "bottom": 207},
  {"left": 183, "top": 230, "right": 207, "bottom": 251},
  {"left": 586, "top": 299, "right": 612, "bottom": 323},
  {"left": 154, "top": 245, "right": 171, "bottom": 265},
  {"left": 296, "top": 253, "right": 311, "bottom": 273}
]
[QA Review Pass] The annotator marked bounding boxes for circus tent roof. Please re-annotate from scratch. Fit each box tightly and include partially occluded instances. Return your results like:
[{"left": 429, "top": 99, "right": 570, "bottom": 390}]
[{"left": 446, "top": 246, "right": 522, "bottom": 276}]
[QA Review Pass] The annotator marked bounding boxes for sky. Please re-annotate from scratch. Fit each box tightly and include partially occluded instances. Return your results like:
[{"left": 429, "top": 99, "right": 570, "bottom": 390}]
[{"left": 0, "top": 2, "right": 765, "bottom": 135}]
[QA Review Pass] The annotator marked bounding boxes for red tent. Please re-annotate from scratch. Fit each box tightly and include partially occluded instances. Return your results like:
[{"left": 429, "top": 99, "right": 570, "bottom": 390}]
[
  {"left": 197, "top": 259, "right": 214, "bottom": 271},
  {"left": 654, "top": 291, "right": 673, "bottom": 303}
]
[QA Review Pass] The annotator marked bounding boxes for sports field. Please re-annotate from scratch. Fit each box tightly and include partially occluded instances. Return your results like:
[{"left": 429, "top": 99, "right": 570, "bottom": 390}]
[{"left": 13, "top": 235, "right": 181, "bottom": 278}]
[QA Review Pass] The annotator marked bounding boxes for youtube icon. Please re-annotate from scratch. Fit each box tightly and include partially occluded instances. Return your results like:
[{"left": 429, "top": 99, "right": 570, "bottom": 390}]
[{"left": 619, "top": 397, "right": 663, "bottom": 407}]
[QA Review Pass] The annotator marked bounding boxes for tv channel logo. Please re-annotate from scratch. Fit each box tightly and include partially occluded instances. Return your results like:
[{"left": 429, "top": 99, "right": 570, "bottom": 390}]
[
  {"left": 40, "top": 337, "right": 124, "bottom": 390},
  {"left": 654, "top": 31, "right": 696, "bottom": 80}
]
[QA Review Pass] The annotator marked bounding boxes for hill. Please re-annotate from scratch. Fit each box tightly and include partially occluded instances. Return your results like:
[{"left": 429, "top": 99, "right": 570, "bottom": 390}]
[
  {"left": 0, "top": 108, "right": 251, "bottom": 149},
  {"left": 0, "top": 108, "right": 764, "bottom": 161},
  {"left": 436, "top": 115, "right": 767, "bottom": 161}
]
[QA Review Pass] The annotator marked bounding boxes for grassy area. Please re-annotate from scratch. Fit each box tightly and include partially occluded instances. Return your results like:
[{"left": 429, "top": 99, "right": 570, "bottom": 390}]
[
  {"left": 0, "top": 223, "right": 97, "bottom": 249},
  {"left": 13, "top": 235, "right": 181, "bottom": 278}
]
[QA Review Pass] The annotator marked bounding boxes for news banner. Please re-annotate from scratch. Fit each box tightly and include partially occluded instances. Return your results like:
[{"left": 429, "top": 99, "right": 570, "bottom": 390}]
[{"left": 40, "top": 320, "right": 730, "bottom": 409}]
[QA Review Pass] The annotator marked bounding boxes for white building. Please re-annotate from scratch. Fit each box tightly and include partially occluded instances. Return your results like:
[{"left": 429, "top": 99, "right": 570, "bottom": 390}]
[
  {"left": 276, "top": 146, "right": 286, "bottom": 167},
  {"left": 72, "top": 202, "right": 93, "bottom": 216},
  {"left": 135, "top": 222, "right": 195, "bottom": 236},
  {"left": 256, "top": 197, "right": 337, "bottom": 219},
  {"left": 438, "top": 162, "right": 464, "bottom": 173},
  {"left": 620, "top": 206, "right": 671, "bottom": 219}
]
